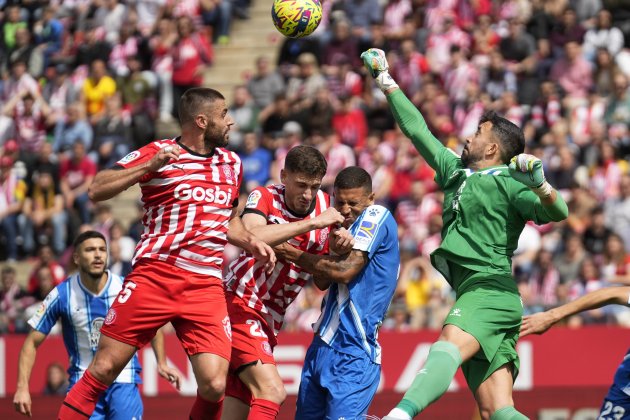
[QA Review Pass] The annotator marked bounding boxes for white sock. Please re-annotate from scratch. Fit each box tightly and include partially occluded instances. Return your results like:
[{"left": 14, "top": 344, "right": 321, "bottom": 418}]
[{"left": 385, "top": 407, "right": 412, "bottom": 420}]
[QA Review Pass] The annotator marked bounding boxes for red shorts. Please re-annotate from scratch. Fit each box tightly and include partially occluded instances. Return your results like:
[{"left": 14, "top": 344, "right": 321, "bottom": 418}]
[
  {"left": 224, "top": 292, "right": 277, "bottom": 403},
  {"left": 100, "top": 259, "right": 231, "bottom": 360}
]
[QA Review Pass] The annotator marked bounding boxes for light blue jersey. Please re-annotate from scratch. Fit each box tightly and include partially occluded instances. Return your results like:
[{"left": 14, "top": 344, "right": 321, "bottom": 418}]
[
  {"left": 313, "top": 204, "right": 400, "bottom": 364},
  {"left": 28, "top": 271, "right": 142, "bottom": 387}
]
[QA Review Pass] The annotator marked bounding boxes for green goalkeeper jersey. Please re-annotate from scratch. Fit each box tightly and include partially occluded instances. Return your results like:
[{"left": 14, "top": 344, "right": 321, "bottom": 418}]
[{"left": 386, "top": 89, "right": 567, "bottom": 291}]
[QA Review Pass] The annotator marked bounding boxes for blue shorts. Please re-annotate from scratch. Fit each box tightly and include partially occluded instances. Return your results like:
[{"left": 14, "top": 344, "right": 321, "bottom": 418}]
[
  {"left": 296, "top": 336, "right": 380, "bottom": 420},
  {"left": 93, "top": 383, "right": 143, "bottom": 420},
  {"left": 600, "top": 356, "right": 630, "bottom": 420}
]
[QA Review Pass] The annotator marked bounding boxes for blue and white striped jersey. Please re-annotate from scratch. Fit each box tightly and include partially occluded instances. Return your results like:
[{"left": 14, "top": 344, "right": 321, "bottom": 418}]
[
  {"left": 313, "top": 204, "right": 400, "bottom": 364},
  {"left": 28, "top": 271, "right": 142, "bottom": 386}
]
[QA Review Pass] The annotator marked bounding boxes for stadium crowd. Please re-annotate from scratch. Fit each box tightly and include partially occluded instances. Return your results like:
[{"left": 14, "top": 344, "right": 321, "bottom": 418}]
[{"left": 1, "top": 0, "right": 630, "bottom": 338}]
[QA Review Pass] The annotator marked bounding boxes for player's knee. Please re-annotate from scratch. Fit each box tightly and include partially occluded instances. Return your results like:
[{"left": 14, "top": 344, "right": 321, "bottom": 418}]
[
  {"left": 198, "top": 376, "right": 227, "bottom": 401},
  {"left": 258, "top": 381, "right": 286, "bottom": 404},
  {"left": 90, "top": 356, "right": 119, "bottom": 384}
]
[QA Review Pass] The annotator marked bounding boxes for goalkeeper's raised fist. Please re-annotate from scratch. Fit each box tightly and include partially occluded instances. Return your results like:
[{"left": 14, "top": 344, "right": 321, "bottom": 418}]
[
  {"left": 360, "top": 48, "right": 399, "bottom": 92},
  {"left": 508, "top": 154, "right": 553, "bottom": 198}
]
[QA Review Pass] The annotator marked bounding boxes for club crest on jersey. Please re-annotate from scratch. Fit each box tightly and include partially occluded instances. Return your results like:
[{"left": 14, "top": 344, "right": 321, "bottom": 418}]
[
  {"left": 104, "top": 308, "right": 117, "bottom": 325},
  {"left": 246, "top": 190, "right": 262, "bottom": 209},
  {"left": 222, "top": 315, "right": 232, "bottom": 341},
  {"left": 35, "top": 302, "right": 46, "bottom": 317},
  {"left": 90, "top": 317, "right": 104, "bottom": 350},
  {"left": 118, "top": 150, "right": 141, "bottom": 165},
  {"left": 222, "top": 165, "right": 234, "bottom": 184},
  {"left": 261, "top": 341, "right": 273, "bottom": 356}
]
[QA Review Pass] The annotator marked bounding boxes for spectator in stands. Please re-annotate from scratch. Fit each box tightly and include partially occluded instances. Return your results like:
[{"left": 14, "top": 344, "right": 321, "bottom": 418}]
[
  {"left": 0, "top": 265, "right": 34, "bottom": 334},
  {"left": 109, "top": 220, "right": 135, "bottom": 263},
  {"left": 42, "top": 63, "right": 77, "bottom": 127},
  {"left": 605, "top": 73, "right": 630, "bottom": 129},
  {"left": 550, "top": 7, "right": 586, "bottom": 58},
  {"left": 26, "top": 244, "right": 65, "bottom": 295},
  {"left": 43, "top": 362, "right": 69, "bottom": 396},
  {"left": 583, "top": 206, "right": 613, "bottom": 258},
  {"left": 247, "top": 55, "right": 285, "bottom": 109},
  {"left": 0, "top": 155, "right": 27, "bottom": 261},
  {"left": 305, "top": 87, "right": 335, "bottom": 136},
  {"left": 286, "top": 52, "right": 326, "bottom": 114},
  {"left": 33, "top": 6, "right": 64, "bottom": 68},
  {"left": 3, "top": 90, "right": 50, "bottom": 154},
  {"left": 109, "top": 25, "right": 140, "bottom": 79},
  {"left": 602, "top": 233, "right": 630, "bottom": 285},
  {"left": 81, "top": 59, "right": 117, "bottom": 124},
  {"left": 149, "top": 17, "right": 177, "bottom": 122},
  {"left": 390, "top": 39, "right": 430, "bottom": 100},
  {"left": 29, "top": 265, "right": 56, "bottom": 302},
  {"left": 550, "top": 40, "right": 593, "bottom": 107},
  {"left": 53, "top": 102, "right": 93, "bottom": 154},
  {"left": 554, "top": 230, "right": 589, "bottom": 285},
  {"left": 2, "top": 59, "right": 40, "bottom": 107},
  {"left": 60, "top": 141, "right": 97, "bottom": 226},
  {"left": 93, "top": 0, "right": 127, "bottom": 44},
  {"left": 259, "top": 93, "right": 294, "bottom": 139},
  {"left": 519, "top": 249, "right": 561, "bottom": 314},
  {"left": 239, "top": 132, "right": 272, "bottom": 193},
  {"left": 322, "top": 18, "right": 361, "bottom": 70},
  {"left": 568, "top": 257, "right": 611, "bottom": 324},
  {"left": 228, "top": 85, "right": 257, "bottom": 151},
  {"left": 119, "top": 55, "right": 156, "bottom": 148},
  {"left": 19, "top": 166, "right": 67, "bottom": 255},
  {"left": 108, "top": 239, "right": 132, "bottom": 278},
  {"left": 331, "top": 94, "right": 368, "bottom": 150},
  {"left": 311, "top": 130, "right": 356, "bottom": 194},
  {"left": 593, "top": 48, "right": 622, "bottom": 97},
  {"left": 74, "top": 22, "right": 113, "bottom": 67},
  {"left": 171, "top": 15, "right": 213, "bottom": 117},
  {"left": 606, "top": 174, "right": 630, "bottom": 250},
  {"left": 342, "top": 0, "right": 382, "bottom": 41},
  {"left": 1, "top": 5, "right": 27, "bottom": 51},
  {"left": 583, "top": 9, "right": 625, "bottom": 61},
  {"left": 91, "top": 95, "right": 132, "bottom": 168},
  {"left": 7, "top": 27, "right": 44, "bottom": 79},
  {"left": 200, "top": 0, "right": 232, "bottom": 44}
]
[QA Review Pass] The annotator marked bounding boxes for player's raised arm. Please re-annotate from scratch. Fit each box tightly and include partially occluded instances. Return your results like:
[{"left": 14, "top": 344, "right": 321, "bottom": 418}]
[
  {"left": 14, "top": 330, "right": 48, "bottom": 417},
  {"left": 508, "top": 153, "right": 568, "bottom": 222},
  {"left": 360, "top": 48, "right": 445, "bottom": 170},
  {"left": 228, "top": 209, "right": 277, "bottom": 273},
  {"left": 521, "top": 286, "right": 630, "bottom": 337},
  {"left": 88, "top": 145, "right": 181, "bottom": 202}
]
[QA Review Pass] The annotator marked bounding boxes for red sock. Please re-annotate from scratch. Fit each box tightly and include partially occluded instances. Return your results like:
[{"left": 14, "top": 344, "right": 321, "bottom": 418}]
[
  {"left": 58, "top": 370, "right": 108, "bottom": 419},
  {"left": 248, "top": 399, "right": 281, "bottom": 420},
  {"left": 189, "top": 393, "right": 224, "bottom": 420}
]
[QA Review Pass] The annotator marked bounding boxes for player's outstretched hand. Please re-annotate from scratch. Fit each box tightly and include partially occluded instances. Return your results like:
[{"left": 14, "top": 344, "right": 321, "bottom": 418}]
[
  {"left": 329, "top": 227, "right": 354, "bottom": 255},
  {"left": 520, "top": 312, "right": 556, "bottom": 337},
  {"left": 508, "top": 154, "right": 546, "bottom": 189},
  {"left": 360, "top": 48, "right": 389, "bottom": 78},
  {"left": 250, "top": 238, "right": 277, "bottom": 275},
  {"left": 147, "top": 145, "right": 181, "bottom": 172},
  {"left": 158, "top": 363, "right": 183, "bottom": 391},
  {"left": 314, "top": 207, "right": 344, "bottom": 229},
  {"left": 13, "top": 388, "right": 32, "bottom": 417}
]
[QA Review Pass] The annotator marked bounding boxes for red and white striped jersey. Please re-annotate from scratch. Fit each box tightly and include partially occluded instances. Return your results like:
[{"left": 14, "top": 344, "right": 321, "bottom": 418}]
[
  {"left": 116, "top": 138, "right": 242, "bottom": 278},
  {"left": 224, "top": 184, "right": 331, "bottom": 335}
]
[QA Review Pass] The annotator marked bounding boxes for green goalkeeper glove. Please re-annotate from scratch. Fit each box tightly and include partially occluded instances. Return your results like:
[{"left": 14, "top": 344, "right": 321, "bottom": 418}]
[
  {"left": 360, "top": 48, "right": 399, "bottom": 92},
  {"left": 509, "top": 153, "right": 553, "bottom": 198}
]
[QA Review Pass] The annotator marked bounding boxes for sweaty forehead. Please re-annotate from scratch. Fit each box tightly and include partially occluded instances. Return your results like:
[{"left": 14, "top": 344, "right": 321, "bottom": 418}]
[{"left": 291, "top": 173, "right": 323, "bottom": 185}]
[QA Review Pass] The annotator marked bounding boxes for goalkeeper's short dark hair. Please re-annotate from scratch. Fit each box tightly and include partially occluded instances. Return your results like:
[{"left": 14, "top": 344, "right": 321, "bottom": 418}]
[
  {"left": 480, "top": 111, "right": 525, "bottom": 164},
  {"left": 284, "top": 145, "right": 327, "bottom": 179},
  {"left": 334, "top": 167, "right": 372, "bottom": 193}
]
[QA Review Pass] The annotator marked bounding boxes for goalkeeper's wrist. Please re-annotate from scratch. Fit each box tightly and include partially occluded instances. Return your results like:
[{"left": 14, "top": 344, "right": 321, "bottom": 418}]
[
  {"left": 374, "top": 71, "right": 399, "bottom": 93},
  {"left": 531, "top": 181, "right": 553, "bottom": 198}
]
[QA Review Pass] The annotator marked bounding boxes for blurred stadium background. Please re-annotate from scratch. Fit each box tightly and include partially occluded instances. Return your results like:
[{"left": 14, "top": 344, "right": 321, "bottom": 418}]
[{"left": 1, "top": 0, "right": 630, "bottom": 418}]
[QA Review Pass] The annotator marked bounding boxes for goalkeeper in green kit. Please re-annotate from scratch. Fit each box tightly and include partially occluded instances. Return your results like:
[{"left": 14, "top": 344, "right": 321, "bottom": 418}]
[{"left": 361, "top": 49, "right": 568, "bottom": 420}]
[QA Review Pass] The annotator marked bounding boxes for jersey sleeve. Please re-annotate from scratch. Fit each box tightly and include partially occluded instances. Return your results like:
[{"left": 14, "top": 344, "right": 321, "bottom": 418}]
[
  {"left": 116, "top": 143, "right": 160, "bottom": 170},
  {"left": 27, "top": 286, "right": 62, "bottom": 335},
  {"left": 350, "top": 205, "right": 392, "bottom": 259},
  {"left": 241, "top": 187, "right": 273, "bottom": 219},
  {"left": 511, "top": 182, "right": 557, "bottom": 225}
]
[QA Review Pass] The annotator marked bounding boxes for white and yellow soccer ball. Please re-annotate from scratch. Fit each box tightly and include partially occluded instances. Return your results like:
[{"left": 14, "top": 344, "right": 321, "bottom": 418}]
[{"left": 271, "top": 0, "right": 323, "bottom": 38}]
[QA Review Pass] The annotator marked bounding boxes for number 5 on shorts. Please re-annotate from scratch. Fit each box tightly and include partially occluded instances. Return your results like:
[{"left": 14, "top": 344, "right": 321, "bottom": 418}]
[{"left": 118, "top": 281, "right": 137, "bottom": 303}]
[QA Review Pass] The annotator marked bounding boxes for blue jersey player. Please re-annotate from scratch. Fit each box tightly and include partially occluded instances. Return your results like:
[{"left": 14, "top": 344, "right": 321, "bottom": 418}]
[
  {"left": 520, "top": 286, "right": 630, "bottom": 419},
  {"left": 276, "top": 166, "right": 400, "bottom": 419},
  {"left": 13, "top": 231, "right": 181, "bottom": 419}
]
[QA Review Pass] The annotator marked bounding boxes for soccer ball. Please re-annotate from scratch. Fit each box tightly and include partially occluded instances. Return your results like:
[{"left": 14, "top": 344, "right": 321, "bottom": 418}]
[{"left": 271, "top": 0, "right": 323, "bottom": 38}]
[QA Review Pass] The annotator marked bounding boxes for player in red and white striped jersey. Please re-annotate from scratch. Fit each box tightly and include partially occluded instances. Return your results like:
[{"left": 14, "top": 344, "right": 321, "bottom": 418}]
[
  {"left": 221, "top": 145, "right": 352, "bottom": 420},
  {"left": 59, "top": 88, "right": 276, "bottom": 420}
]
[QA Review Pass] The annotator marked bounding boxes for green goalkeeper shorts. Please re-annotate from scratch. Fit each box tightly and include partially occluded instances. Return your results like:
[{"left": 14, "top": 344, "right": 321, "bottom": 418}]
[{"left": 445, "top": 266, "right": 523, "bottom": 392}]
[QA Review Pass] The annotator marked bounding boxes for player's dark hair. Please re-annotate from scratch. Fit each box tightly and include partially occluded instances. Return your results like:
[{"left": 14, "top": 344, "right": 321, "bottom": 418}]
[
  {"left": 284, "top": 145, "right": 327, "bottom": 178},
  {"left": 334, "top": 167, "right": 372, "bottom": 193},
  {"left": 73, "top": 231, "right": 107, "bottom": 249},
  {"left": 480, "top": 111, "right": 525, "bottom": 164},
  {"left": 179, "top": 88, "right": 225, "bottom": 125}
]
